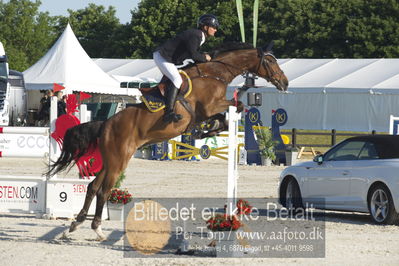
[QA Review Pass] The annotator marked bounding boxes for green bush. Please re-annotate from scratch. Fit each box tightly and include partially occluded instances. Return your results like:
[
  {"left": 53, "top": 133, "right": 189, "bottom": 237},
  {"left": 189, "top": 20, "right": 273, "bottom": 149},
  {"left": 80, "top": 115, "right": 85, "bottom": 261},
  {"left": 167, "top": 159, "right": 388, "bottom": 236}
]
[
  {"left": 114, "top": 171, "right": 126, "bottom": 189},
  {"left": 255, "top": 127, "right": 277, "bottom": 161}
]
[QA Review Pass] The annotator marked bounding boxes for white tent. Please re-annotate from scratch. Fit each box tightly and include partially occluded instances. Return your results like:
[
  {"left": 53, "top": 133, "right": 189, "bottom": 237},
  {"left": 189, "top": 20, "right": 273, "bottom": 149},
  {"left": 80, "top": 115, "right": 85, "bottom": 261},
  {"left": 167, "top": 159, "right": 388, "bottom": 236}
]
[
  {"left": 242, "top": 58, "right": 399, "bottom": 133},
  {"left": 95, "top": 58, "right": 399, "bottom": 132},
  {"left": 93, "top": 58, "right": 161, "bottom": 83},
  {"left": 23, "top": 24, "right": 123, "bottom": 95}
]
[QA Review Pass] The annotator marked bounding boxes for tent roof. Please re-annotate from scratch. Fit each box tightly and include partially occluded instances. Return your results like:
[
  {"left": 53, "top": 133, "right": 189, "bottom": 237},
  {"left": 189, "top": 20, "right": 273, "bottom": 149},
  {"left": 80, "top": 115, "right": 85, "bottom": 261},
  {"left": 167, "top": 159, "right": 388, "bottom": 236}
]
[
  {"left": 231, "top": 58, "right": 399, "bottom": 91},
  {"left": 23, "top": 24, "right": 123, "bottom": 95},
  {"left": 93, "top": 58, "right": 160, "bottom": 83},
  {"left": 94, "top": 58, "right": 399, "bottom": 92}
]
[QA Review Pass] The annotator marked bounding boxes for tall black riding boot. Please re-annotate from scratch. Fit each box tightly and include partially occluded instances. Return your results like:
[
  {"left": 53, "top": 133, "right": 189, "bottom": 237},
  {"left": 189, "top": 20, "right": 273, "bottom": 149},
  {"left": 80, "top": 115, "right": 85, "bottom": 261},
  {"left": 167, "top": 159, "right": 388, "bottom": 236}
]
[{"left": 163, "top": 84, "right": 182, "bottom": 123}]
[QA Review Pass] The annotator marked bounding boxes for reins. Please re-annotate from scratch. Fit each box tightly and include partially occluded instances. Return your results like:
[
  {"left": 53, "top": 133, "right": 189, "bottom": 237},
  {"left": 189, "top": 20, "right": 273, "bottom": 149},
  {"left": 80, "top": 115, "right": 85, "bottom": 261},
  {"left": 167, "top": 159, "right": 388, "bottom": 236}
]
[
  {"left": 191, "top": 59, "right": 247, "bottom": 85},
  {"left": 188, "top": 48, "right": 284, "bottom": 85},
  {"left": 190, "top": 64, "right": 230, "bottom": 85}
]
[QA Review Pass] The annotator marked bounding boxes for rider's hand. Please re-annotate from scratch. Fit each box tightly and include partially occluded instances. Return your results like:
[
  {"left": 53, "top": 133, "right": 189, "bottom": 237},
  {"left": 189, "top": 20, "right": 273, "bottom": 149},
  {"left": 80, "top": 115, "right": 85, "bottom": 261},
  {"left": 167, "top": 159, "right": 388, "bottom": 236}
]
[{"left": 205, "top": 54, "right": 212, "bottom": 61}]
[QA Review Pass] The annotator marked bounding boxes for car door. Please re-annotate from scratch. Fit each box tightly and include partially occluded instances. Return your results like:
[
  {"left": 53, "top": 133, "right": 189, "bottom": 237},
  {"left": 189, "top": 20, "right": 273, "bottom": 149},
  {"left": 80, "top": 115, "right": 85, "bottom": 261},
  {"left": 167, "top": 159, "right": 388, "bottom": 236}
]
[
  {"left": 304, "top": 140, "right": 366, "bottom": 209},
  {"left": 347, "top": 141, "right": 380, "bottom": 210}
]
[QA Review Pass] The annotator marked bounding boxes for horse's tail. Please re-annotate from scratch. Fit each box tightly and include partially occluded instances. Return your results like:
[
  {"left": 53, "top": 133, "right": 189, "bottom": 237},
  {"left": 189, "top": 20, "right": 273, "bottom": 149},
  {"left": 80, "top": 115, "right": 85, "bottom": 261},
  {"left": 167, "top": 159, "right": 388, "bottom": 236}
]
[{"left": 46, "top": 120, "right": 104, "bottom": 176}]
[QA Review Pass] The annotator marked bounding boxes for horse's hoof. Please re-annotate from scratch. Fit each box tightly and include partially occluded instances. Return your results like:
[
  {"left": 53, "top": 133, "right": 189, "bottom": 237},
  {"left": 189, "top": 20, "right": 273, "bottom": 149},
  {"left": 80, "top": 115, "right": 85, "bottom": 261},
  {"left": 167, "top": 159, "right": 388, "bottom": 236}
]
[
  {"left": 94, "top": 226, "right": 106, "bottom": 241},
  {"left": 207, "top": 120, "right": 220, "bottom": 131},
  {"left": 95, "top": 235, "right": 106, "bottom": 241},
  {"left": 60, "top": 230, "right": 71, "bottom": 240},
  {"left": 69, "top": 221, "right": 81, "bottom": 233}
]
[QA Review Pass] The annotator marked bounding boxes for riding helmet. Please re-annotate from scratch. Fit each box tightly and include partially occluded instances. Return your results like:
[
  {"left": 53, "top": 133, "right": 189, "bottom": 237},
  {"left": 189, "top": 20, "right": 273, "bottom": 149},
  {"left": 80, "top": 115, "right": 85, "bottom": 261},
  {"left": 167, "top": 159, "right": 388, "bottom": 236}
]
[{"left": 197, "top": 14, "right": 219, "bottom": 29}]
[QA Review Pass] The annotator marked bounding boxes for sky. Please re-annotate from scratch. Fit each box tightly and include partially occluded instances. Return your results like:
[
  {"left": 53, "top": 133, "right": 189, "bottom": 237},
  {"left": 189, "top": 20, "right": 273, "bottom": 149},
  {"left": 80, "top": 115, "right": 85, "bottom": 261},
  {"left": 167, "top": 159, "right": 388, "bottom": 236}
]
[{"left": 36, "top": 0, "right": 140, "bottom": 24}]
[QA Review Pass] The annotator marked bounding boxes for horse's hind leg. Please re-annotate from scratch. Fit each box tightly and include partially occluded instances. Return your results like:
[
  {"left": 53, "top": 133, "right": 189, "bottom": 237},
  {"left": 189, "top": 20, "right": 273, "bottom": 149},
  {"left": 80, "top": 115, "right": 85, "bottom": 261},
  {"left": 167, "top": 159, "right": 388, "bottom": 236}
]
[
  {"left": 69, "top": 170, "right": 106, "bottom": 233},
  {"left": 91, "top": 169, "right": 121, "bottom": 241}
]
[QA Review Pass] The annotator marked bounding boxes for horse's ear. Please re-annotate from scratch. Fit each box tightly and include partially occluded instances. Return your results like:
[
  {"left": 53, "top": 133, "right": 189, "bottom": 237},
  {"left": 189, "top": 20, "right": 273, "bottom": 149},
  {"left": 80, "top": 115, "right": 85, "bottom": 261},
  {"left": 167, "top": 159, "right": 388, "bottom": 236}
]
[{"left": 262, "top": 41, "right": 274, "bottom": 53}]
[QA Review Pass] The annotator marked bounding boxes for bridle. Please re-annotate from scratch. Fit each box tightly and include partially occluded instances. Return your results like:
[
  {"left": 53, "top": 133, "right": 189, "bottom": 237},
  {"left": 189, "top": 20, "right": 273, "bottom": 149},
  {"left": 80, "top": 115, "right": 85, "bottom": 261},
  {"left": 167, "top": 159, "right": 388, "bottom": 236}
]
[{"left": 255, "top": 48, "right": 285, "bottom": 84}]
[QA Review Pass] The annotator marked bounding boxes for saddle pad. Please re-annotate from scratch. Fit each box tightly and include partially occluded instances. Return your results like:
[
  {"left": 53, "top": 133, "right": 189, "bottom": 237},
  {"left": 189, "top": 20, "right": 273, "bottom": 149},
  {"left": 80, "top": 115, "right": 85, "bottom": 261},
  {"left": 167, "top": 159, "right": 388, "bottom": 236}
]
[{"left": 140, "top": 70, "right": 192, "bottom": 113}]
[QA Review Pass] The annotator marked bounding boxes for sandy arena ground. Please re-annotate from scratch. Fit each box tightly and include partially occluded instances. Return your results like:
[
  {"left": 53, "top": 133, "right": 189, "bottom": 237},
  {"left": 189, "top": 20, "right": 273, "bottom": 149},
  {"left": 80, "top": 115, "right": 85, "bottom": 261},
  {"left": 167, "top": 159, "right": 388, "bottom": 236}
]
[{"left": 0, "top": 157, "right": 398, "bottom": 265}]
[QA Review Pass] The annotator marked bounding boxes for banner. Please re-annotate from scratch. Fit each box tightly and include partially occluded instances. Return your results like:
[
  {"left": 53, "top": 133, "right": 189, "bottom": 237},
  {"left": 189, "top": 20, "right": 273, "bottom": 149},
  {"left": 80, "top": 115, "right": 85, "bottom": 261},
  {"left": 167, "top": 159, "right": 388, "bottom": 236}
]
[
  {"left": 236, "top": 0, "right": 245, "bottom": 42},
  {"left": 253, "top": 0, "right": 259, "bottom": 47}
]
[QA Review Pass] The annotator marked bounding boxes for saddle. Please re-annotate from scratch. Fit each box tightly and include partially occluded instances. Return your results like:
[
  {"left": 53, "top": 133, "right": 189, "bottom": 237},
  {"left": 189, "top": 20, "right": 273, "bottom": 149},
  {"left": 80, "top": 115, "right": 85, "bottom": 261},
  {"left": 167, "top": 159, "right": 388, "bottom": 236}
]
[{"left": 139, "top": 70, "right": 192, "bottom": 113}]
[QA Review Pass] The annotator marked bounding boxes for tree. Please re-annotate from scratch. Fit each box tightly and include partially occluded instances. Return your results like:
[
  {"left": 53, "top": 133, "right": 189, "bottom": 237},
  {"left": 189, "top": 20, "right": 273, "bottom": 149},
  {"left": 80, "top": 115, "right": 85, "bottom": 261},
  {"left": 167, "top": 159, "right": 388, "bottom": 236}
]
[
  {"left": 257, "top": 0, "right": 399, "bottom": 58},
  {"left": 0, "top": 0, "right": 58, "bottom": 71},
  {"left": 345, "top": 0, "right": 399, "bottom": 57},
  {"left": 129, "top": 0, "right": 399, "bottom": 59},
  {"left": 58, "top": 3, "right": 131, "bottom": 58},
  {"left": 129, "top": 0, "right": 245, "bottom": 58}
]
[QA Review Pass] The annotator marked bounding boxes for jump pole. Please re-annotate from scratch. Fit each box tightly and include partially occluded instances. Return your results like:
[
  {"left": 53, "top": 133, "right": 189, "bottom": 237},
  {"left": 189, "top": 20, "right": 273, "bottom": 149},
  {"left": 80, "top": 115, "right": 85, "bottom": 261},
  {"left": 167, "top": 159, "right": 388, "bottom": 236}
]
[
  {"left": 227, "top": 106, "right": 241, "bottom": 216},
  {"left": 0, "top": 127, "right": 48, "bottom": 134},
  {"left": 49, "top": 96, "right": 60, "bottom": 164}
]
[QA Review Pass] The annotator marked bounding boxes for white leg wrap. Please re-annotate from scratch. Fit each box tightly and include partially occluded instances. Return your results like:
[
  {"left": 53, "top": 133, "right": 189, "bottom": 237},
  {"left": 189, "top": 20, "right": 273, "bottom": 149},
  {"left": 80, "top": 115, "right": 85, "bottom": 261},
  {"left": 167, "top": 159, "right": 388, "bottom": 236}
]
[{"left": 94, "top": 225, "right": 106, "bottom": 241}]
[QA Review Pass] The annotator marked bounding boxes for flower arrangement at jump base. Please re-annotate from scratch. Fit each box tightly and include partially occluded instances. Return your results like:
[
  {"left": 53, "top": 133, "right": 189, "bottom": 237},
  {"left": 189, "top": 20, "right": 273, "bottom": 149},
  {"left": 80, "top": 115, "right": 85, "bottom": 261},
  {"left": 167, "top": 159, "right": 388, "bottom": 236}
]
[
  {"left": 236, "top": 199, "right": 252, "bottom": 215},
  {"left": 206, "top": 199, "right": 253, "bottom": 231},
  {"left": 206, "top": 214, "right": 242, "bottom": 231},
  {"left": 223, "top": 199, "right": 253, "bottom": 215},
  {"left": 108, "top": 188, "right": 132, "bottom": 205},
  {"left": 106, "top": 172, "right": 132, "bottom": 221}
]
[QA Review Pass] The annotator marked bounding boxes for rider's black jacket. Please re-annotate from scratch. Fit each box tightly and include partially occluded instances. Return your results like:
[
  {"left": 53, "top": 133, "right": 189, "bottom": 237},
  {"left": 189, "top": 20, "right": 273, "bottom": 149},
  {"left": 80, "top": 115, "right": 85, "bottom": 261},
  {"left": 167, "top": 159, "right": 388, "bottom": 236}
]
[{"left": 156, "top": 29, "right": 207, "bottom": 65}]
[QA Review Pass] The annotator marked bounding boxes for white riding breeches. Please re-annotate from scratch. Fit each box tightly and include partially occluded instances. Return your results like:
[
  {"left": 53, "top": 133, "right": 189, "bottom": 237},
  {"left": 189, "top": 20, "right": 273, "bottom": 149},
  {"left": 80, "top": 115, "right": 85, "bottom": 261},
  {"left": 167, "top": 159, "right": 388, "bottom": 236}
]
[{"left": 153, "top": 51, "right": 183, "bottom": 88}]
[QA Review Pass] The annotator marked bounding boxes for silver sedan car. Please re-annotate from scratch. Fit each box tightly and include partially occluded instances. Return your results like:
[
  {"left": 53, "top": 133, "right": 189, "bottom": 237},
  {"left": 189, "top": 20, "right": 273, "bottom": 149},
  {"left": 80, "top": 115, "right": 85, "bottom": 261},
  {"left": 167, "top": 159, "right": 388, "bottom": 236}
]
[{"left": 279, "top": 135, "right": 399, "bottom": 224}]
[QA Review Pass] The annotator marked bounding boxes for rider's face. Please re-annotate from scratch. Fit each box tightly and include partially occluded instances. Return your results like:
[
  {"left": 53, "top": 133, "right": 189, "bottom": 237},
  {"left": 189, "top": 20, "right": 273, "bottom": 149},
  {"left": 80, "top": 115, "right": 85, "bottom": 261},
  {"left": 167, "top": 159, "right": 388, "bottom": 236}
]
[{"left": 204, "top": 26, "right": 217, "bottom": 37}]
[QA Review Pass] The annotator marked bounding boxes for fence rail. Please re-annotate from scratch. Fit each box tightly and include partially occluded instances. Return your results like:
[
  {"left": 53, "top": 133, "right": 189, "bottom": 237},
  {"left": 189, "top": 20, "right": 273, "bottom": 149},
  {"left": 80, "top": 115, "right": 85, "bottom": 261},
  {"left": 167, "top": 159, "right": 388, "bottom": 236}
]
[{"left": 280, "top": 128, "right": 377, "bottom": 148}]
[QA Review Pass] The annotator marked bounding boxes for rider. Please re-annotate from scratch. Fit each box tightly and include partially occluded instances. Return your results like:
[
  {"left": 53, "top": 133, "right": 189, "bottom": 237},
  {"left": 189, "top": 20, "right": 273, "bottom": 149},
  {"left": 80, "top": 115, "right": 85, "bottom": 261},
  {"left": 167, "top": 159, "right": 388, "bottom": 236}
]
[{"left": 153, "top": 14, "right": 219, "bottom": 123}]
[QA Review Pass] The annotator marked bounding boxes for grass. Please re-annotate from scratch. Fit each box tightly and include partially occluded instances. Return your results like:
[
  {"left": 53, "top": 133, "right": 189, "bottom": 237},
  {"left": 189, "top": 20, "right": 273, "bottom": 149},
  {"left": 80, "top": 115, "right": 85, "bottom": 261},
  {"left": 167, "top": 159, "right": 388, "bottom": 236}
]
[
  {"left": 237, "top": 125, "right": 384, "bottom": 159},
  {"left": 280, "top": 129, "right": 385, "bottom": 158}
]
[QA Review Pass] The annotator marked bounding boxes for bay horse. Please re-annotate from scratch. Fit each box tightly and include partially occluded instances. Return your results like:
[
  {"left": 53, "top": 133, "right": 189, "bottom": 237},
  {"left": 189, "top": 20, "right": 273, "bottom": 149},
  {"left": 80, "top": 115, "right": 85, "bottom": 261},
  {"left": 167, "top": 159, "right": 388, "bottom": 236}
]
[{"left": 48, "top": 42, "right": 288, "bottom": 240}]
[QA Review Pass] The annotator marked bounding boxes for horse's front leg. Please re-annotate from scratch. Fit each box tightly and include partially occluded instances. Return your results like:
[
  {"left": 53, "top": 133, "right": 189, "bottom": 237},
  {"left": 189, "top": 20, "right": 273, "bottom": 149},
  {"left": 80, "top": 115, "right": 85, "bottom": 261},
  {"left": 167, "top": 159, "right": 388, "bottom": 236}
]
[
  {"left": 235, "top": 100, "right": 244, "bottom": 113},
  {"left": 206, "top": 99, "right": 244, "bottom": 118},
  {"left": 193, "top": 113, "right": 228, "bottom": 139},
  {"left": 198, "top": 126, "right": 226, "bottom": 139}
]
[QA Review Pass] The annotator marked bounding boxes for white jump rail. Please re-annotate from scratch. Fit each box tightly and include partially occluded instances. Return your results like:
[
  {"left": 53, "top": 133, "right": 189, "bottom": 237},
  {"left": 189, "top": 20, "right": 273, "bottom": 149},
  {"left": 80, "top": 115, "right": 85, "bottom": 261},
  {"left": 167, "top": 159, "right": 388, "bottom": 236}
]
[
  {"left": 0, "top": 127, "right": 49, "bottom": 135},
  {"left": 0, "top": 150, "right": 48, "bottom": 158}
]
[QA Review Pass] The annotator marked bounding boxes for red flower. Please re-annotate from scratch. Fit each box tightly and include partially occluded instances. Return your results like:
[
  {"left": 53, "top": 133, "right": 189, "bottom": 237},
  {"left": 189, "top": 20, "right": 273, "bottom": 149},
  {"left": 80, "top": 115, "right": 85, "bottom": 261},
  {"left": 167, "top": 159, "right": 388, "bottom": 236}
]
[
  {"left": 236, "top": 199, "right": 252, "bottom": 215},
  {"left": 206, "top": 214, "right": 241, "bottom": 231},
  {"left": 108, "top": 188, "right": 132, "bottom": 204}
]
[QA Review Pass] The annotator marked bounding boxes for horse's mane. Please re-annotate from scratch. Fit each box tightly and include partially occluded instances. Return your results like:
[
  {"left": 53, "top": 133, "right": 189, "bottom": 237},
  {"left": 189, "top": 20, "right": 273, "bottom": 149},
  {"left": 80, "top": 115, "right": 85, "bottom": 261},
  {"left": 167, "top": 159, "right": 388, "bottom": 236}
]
[{"left": 211, "top": 42, "right": 254, "bottom": 58}]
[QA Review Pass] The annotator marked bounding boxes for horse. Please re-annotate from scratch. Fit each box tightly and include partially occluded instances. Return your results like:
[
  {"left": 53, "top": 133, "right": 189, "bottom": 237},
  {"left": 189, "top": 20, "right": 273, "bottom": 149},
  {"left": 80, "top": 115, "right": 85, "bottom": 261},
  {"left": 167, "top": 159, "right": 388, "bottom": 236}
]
[{"left": 47, "top": 42, "right": 288, "bottom": 240}]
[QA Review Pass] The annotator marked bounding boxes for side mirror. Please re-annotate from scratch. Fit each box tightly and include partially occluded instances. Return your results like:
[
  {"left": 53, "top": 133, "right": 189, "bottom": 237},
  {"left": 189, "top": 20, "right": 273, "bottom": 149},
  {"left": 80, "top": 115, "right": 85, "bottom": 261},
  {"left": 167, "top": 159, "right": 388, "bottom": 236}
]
[{"left": 313, "top": 154, "right": 324, "bottom": 164}]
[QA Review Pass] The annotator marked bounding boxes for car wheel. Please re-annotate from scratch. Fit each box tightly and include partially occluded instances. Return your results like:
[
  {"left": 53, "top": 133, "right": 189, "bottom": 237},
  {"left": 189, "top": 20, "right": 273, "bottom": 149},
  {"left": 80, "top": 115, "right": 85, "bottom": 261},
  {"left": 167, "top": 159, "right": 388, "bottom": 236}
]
[
  {"left": 368, "top": 185, "right": 399, "bottom": 225},
  {"left": 285, "top": 179, "right": 303, "bottom": 211}
]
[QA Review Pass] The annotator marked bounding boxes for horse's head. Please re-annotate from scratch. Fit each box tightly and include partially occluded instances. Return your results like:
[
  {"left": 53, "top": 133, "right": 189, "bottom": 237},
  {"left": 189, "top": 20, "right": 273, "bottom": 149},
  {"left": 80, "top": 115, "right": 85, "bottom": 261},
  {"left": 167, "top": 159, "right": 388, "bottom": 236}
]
[{"left": 253, "top": 42, "right": 288, "bottom": 91}]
